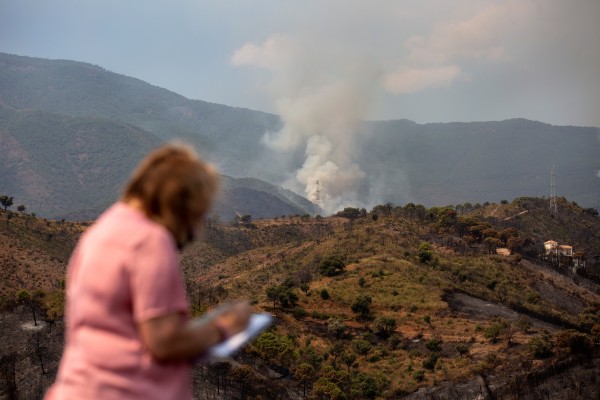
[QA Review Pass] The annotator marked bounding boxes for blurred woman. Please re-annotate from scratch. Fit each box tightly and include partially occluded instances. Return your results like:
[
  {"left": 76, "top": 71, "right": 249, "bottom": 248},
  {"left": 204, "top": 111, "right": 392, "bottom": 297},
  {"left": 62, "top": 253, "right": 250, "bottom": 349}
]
[{"left": 45, "top": 143, "right": 250, "bottom": 399}]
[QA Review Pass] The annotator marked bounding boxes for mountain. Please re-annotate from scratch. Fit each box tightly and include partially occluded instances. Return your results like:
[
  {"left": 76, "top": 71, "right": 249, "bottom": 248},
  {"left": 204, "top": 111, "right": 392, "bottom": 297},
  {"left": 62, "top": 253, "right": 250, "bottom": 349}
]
[
  {"left": 0, "top": 52, "right": 282, "bottom": 180},
  {"left": 1, "top": 52, "right": 599, "bottom": 218},
  {"left": 359, "top": 119, "right": 600, "bottom": 210}
]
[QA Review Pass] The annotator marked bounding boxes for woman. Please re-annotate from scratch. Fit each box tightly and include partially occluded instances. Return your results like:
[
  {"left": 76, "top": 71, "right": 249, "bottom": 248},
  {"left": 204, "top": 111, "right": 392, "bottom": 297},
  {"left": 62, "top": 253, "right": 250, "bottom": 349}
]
[{"left": 46, "top": 143, "right": 250, "bottom": 399}]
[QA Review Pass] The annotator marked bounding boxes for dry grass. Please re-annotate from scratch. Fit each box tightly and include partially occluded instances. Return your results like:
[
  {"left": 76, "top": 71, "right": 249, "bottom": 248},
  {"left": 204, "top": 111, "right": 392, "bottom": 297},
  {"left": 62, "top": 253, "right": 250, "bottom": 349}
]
[{"left": 2, "top": 202, "right": 599, "bottom": 396}]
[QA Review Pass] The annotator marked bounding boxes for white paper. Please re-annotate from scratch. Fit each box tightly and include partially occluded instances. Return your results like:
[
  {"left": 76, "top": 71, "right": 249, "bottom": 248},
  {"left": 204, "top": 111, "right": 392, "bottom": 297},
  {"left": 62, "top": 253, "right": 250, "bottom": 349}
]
[{"left": 206, "top": 313, "right": 273, "bottom": 359}]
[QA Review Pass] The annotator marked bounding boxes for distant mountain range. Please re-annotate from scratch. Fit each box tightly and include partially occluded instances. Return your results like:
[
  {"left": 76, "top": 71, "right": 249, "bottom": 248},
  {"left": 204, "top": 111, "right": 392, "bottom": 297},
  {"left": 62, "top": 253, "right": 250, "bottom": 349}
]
[{"left": 1, "top": 52, "right": 598, "bottom": 219}]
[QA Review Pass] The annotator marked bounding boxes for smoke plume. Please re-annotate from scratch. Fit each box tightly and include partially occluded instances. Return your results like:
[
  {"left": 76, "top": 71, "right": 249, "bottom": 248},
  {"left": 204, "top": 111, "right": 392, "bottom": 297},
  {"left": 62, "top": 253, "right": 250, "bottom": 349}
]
[{"left": 232, "top": 32, "right": 377, "bottom": 212}]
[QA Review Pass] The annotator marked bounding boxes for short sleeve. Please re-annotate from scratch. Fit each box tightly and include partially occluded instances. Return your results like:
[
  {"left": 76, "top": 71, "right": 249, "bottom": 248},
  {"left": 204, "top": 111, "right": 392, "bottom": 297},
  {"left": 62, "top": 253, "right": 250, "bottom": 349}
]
[{"left": 129, "top": 230, "right": 188, "bottom": 323}]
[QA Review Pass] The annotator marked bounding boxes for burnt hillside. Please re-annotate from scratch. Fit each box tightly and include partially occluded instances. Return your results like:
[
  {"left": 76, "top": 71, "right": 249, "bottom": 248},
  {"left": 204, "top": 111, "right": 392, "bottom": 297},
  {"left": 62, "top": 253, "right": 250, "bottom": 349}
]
[{"left": 1, "top": 197, "right": 599, "bottom": 399}]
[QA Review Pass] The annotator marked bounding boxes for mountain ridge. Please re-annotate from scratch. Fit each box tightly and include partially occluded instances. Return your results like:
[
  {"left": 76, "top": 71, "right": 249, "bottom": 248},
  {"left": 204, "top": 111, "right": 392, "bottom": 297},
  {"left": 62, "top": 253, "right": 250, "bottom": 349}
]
[{"left": 1, "top": 52, "right": 598, "bottom": 218}]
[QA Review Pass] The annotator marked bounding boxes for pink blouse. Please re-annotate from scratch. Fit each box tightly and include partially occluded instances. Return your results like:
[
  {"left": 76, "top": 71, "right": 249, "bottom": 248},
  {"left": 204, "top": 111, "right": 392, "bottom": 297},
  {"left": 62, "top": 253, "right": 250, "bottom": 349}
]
[{"left": 45, "top": 203, "right": 191, "bottom": 400}]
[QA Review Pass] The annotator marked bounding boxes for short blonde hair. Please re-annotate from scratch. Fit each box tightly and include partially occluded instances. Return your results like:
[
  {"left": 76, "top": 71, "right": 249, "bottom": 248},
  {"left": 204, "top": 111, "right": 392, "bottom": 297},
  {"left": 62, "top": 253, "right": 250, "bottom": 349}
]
[{"left": 122, "top": 142, "right": 219, "bottom": 248}]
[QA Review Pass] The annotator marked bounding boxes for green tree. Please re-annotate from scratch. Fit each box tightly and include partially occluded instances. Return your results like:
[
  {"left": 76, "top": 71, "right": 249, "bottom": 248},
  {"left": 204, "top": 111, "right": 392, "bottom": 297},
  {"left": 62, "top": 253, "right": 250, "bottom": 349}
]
[
  {"left": 374, "top": 317, "right": 397, "bottom": 338},
  {"left": 42, "top": 289, "right": 65, "bottom": 322},
  {"left": 484, "top": 237, "right": 504, "bottom": 254},
  {"left": 336, "top": 207, "right": 361, "bottom": 219},
  {"left": 341, "top": 352, "right": 357, "bottom": 372},
  {"left": 418, "top": 242, "right": 433, "bottom": 263},
  {"left": 295, "top": 363, "right": 315, "bottom": 398},
  {"left": 300, "top": 283, "right": 310, "bottom": 295},
  {"left": 485, "top": 319, "right": 509, "bottom": 343},
  {"left": 17, "top": 204, "right": 26, "bottom": 213},
  {"left": 328, "top": 318, "right": 348, "bottom": 339},
  {"left": 499, "top": 227, "right": 519, "bottom": 246},
  {"left": 329, "top": 342, "right": 345, "bottom": 365},
  {"left": 266, "top": 286, "right": 280, "bottom": 309},
  {"left": 352, "top": 339, "right": 372, "bottom": 355},
  {"left": 425, "top": 337, "right": 443, "bottom": 352},
  {"left": 265, "top": 285, "right": 298, "bottom": 309},
  {"left": 351, "top": 294, "right": 372, "bottom": 317},
  {"left": 350, "top": 372, "right": 385, "bottom": 399},
  {"left": 312, "top": 377, "right": 346, "bottom": 400},
  {"left": 252, "top": 331, "right": 297, "bottom": 365},
  {"left": 319, "top": 256, "right": 345, "bottom": 277},
  {"left": 528, "top": 335, "right": 553, "bottom": 358},
  {"left": 0, "top": 195, "right": 13, "bottom": 210}
]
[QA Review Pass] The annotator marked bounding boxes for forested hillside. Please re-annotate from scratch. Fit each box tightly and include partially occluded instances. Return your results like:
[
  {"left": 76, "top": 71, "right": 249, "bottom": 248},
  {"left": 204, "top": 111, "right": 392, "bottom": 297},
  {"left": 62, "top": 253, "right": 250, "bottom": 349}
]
[
  {"left": 0, "top": 104, "right": 314, "bottom": 220},
  {"left": 1, "top": 197, "right": 599, "bottom": 399}
]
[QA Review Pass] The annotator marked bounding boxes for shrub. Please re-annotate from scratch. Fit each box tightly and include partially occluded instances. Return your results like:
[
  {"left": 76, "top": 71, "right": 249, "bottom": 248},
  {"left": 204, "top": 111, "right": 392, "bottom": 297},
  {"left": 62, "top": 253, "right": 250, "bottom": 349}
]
[
  {"left": 253, "top": 332, "right": 298, "bottom": 364},
  {"left": 312, "top": 377, "right": 346, "bottom": 400},
  {"left": 422, "top": 353, "right": 439, "bottom": 370},
  {"left": 291, "top": 306, "right": 308, "bottom": 319},
  {"left": 418, "top": 242, "right": 433, "bottom": 263},
  {"left": 388, "top": 333, "right": 404, "bottom": 350},
  {"left": 319, "top": 256, "right": 346, "bottom": 276},
  {"left": 265, "top": 285, "right": 298, "bottom": 308},
  {"left": 484, "top": 320, "right": 509, "bottom": 343},
  {"left": 554, "top": 329, "right": 592, "bottom": 354},
  {"left": 374, "top": 317, "right": 397, "bottom": 338},
  {"left": 351, "top": 294, "right": 372, "bottom": 317},
  {"left": 328, "top": 318, "right": 348, "bottom": 339},
  {"left": 320, "top": 288, "right": 331, "bottom": 300},
  {"left": 425, "top": 337, "right": 443, "bottom": 352},
  {"left": 528, "top": 335, "right": 553, "bottom": 359},
  {"left": 350, "top": 372, "right": 386, "bottom": 399},
  {"left": 353, "top": 339, "right": 372, "bottom": 355},
  {"left": 526, "top": 291, "right": 541, "bottom": 304},
  {"left": 413, "top": 370, "right": 425, "bottom": 381},
  {"left": 516, "top": 316, "right": 533, "bottom": 333},
  {"left": 455, "top": 343, "right": 470, "bottom": 357}
]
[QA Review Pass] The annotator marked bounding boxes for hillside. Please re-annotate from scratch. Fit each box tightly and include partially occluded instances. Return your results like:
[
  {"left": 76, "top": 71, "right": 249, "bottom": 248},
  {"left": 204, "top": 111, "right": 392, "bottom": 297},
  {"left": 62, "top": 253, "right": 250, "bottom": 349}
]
[
  {"left": 2, "top": 52, "right": 599, "bottom": 217},
  {"left": 360, "top": 119, "right": 600, "bottom": 210},
  {"left": 0, "top": 104, "right": 315, "bottom": 220},
  {"left": 1, "top": 197, "right": 599, "bottom": 399}
]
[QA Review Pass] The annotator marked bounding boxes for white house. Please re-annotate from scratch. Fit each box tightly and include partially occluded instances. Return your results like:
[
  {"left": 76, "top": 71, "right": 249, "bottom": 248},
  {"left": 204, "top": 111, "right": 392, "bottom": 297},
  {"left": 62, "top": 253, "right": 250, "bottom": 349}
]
[{"left": 544, "top": 240, "right": 573, "bottom": 257}]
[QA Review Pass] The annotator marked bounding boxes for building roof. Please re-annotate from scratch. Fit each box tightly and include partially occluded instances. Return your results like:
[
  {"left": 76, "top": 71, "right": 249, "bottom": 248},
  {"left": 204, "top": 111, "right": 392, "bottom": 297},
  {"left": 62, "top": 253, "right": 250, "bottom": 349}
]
[{"left": 496, "top": 248, "right": 511, "bottom": 256}]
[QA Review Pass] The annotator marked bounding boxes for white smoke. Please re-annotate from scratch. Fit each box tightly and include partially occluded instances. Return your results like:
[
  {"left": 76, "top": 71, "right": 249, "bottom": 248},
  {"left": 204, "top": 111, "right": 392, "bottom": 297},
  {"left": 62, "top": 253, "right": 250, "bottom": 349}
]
[{"left": 232, "top": 32, "right": 376, "bottom": 213}]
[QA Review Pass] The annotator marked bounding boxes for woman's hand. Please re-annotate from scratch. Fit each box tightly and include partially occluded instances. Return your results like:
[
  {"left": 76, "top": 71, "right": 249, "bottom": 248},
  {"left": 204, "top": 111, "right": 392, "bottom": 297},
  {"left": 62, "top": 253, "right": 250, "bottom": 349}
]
[
  {"left": 139, "top": 301, "right": 251, "bottom": 361},
  {"left": 211, "top": 302, "right": 251, "bottom": 341}
]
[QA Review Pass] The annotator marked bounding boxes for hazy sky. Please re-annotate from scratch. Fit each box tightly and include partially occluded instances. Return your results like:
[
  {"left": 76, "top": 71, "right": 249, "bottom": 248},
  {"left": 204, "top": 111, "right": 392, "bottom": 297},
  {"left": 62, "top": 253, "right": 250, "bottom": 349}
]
[{"left": 1, "top": 0, "right": 600, "bottom": 128}]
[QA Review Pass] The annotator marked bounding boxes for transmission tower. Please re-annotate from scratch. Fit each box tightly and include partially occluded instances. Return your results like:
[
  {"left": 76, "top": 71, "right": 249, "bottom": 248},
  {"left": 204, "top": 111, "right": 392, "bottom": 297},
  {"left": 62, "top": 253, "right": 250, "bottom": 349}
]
[
  {"left": 549, "top": 165, "right": 557, "bottom": 213},
  {"left": 314, "top": 180, "right": 321, "bottom": 217}
]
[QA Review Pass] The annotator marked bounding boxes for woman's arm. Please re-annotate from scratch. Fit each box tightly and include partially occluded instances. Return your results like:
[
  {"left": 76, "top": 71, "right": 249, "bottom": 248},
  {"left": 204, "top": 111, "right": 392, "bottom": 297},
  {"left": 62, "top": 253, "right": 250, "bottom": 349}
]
[{"left": 139, "top": 302, "right": 250, "bottom": 361}]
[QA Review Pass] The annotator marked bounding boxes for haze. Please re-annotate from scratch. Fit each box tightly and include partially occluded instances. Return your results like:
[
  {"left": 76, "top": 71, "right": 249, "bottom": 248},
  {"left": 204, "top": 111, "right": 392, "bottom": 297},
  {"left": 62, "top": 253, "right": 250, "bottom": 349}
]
[{"left": 1, "top": 0, "right": 599, "bottom": 128}]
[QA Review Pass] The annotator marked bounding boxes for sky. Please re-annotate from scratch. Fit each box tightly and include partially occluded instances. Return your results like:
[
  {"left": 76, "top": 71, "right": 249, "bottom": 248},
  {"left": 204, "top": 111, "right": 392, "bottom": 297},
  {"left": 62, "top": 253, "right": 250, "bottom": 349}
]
[{"left": 2, "top": 0, "right": 600, "bottom": 129}]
